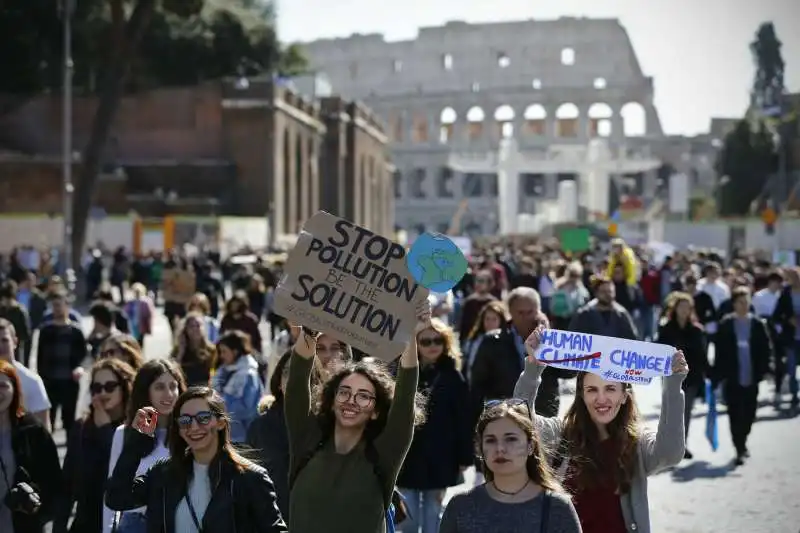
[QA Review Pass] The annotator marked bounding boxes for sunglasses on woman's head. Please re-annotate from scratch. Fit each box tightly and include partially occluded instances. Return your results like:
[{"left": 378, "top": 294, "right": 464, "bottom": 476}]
[
  {"left": 485, "top": 398, "right": 531, "bottom": 415},
  {"left": 177, "top": 411, "right": 215, "bottom": 427},
  {"left": 418, "top": 337, "right": 444, "bottom": 347},
  {"left": 90, "top": 381, "right": 120, "bottom": 395}
]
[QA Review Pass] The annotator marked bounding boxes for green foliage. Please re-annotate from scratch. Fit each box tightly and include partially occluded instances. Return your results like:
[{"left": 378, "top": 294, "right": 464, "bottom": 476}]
[
  {"left": 715, "top": 119, "right": 777, "bottom": 216},
  {"left": 0, "top": 0, "right": 307, "bottom": 95},
  {"left": 750, "top": 22, "right": 785, "bottom": 110}
]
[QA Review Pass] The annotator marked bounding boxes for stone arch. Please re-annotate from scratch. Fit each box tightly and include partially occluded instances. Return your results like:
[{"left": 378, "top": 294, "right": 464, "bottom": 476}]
[
  {"left": 554, "top": 103, "right": 579, "bottom": 138},
  {"left": 412, "top": 112, "right": 429, "bottom": 143},
  {"left": 493, "top": 104, "right": 515, "bottom": 139},
  {"left": 439, "top": 106, "right": 457, "bottom": 144},
  {"left": 466, "top": 105, "right": 485, "bottom": 141},
  {"left": 523, "top": 104, "right": 547, "bottom": 136},
  {"left": 620, "top": 102, "right": 646, "bottom": 137},
  {"left": 587, "top": 102, "right": 613, "bottom": 138}
]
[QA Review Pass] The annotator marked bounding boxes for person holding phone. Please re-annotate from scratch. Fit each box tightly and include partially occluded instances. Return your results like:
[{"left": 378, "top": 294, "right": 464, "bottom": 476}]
[{"left": 105, "top": 386, "right": 287, "bottom": 532}]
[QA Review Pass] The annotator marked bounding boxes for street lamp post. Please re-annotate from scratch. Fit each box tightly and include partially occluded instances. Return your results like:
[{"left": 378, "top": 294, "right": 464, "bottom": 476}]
[{"left": 61, "top": 0, "right": 75, "bottom": 282}]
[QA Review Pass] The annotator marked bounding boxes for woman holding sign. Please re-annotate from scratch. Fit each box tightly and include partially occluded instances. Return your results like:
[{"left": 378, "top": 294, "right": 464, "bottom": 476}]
[
  {"left": 515, "top": 327, "right": 688, "bottom": 533},
  {"left": 284, "top": 310, "right": 429, "bottom": 533}
]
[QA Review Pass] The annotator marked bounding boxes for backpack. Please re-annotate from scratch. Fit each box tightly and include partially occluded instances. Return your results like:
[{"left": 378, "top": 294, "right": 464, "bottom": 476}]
[{"left": 289, "top": 438, "right": 409, "bottom": 531}]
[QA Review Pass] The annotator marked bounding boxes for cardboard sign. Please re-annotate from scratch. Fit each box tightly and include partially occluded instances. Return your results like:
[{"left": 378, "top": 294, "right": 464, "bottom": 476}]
[
  {"left": 274, "top": 211, "right": 430, "bottom": 361},
  {"left": 532, "top": 329, "right": 674, "bottom": 385},
  {"left": 161, "top": 268, "right": 196, "bottom": 304}
]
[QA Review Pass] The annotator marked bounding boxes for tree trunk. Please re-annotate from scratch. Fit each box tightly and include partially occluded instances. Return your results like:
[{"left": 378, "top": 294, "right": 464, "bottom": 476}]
[{"left": 70, "top": 0, "right": 155, "bottom": 272}]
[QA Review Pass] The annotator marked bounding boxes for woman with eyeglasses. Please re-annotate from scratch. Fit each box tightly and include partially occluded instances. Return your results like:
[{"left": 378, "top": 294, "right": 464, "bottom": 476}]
[
  {"left": 103, "top": 359, "right": 186, "bottom": 533},
  {"left": 0, "top": 359, "right": 62, "bottom": 533},
  {"left": 284, "top": 308, "right": 429, "bottom": 533},
  {"left": 105, "top": 386, "right": 288, "bottom": 532},
  {"left": 55, "top": 358, "right": 136, "bottom": 533},
  {"left": 439, "top": 398, "right": 581, "bottom": 533},
  {"left": 516, "top": 326, "right": 687, "bottom": 533},
  {"left": 396, "top": 318, "right": 473, "bottom": 533}
]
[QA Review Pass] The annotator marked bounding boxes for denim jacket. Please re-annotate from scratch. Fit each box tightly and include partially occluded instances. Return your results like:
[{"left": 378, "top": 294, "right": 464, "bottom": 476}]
[{"left": 212, "top": 354, "right": 263, "bottom": 442}]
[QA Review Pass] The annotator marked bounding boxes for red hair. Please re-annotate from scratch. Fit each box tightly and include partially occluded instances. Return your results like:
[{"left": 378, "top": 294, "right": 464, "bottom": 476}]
[{"left": 0, "top": 359, "right": 24, "bottom": 420}]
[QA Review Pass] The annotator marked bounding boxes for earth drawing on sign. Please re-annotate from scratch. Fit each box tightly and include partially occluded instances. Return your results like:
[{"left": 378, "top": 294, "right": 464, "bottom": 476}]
[{"left": 406, "top": 232, "right": 469, "bottom": 292}]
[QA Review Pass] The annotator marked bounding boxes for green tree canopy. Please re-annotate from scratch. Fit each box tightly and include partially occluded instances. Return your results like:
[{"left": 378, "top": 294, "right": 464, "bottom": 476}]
[{"left": 750, "top": 22, "right": 785, "bottom": 111}]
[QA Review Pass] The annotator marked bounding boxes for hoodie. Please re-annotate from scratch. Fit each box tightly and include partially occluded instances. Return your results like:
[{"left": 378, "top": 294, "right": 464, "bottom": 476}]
[{"left": 212, "top": 354, "right": 263, "bottom": 442}]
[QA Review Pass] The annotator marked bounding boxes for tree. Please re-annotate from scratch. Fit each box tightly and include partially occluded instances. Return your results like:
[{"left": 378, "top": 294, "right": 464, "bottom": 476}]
[
  {"left": 750, "top": 22, "right": 784, "bottom": 112},
  {"left": 715, "top": 119, "right": 777, "bottom": 216},
  {"left": 0, "top": 0, "right": 307, "bottom": 271}
]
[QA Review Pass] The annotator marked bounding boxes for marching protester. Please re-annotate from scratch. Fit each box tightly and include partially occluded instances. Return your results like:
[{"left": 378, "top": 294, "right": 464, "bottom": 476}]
[
  {"left": 313, "top": 332, "right": 353, "bottom": 370},
  {"left": 0, "top": 359, "right": 62, "bottom": 533},
  {"left": 460, "top": 301, "right": 509, "bottom": 385},
  {"left": 568, "top": 276, "right": 638, "bottom": 341},
  {"left": 105, "top": 386, "right": 288, "bottom": 532},
  {"left": 104, "top": 359, "right": 186, "bottom": 533},
  {"left": 98, "top": 333, "right": 146, "bottom": 372},
  {"left": 171, "top": 312, "right": 215, "bottom": 387},
  {"left": 220, "top": 292, "right": 263, "bottom": 356},
  {"left": 772, "top": 266, "right": 800, "bottom": 409},
  {"left": 0, "top": 280, "right": 32, "bottom": 366},
  {"left": 123, "top": 283, "right": 154, "bottom": 348},
  {"left": 186, "top": 293, "right": 220, "bottom": 343},
  {"left": 396, "top": 319, "right": 473, "bottom": 533},
  {"left": 516, "top": 326, "right": 688, "bottom": 533},
  {"left": 211, "top": 330, "right": 263, "bottom": 443},
  {"left": 0, "top": 319, "right": 51, "bottom": 431},
  {"left": 456, "top": 270, "right": 497, "bottom": 342},
  {"left": 284, "top": 306, "right": 428, "bottom": 533},
  {"left": 711, "top": 286, "right": 773, "bottom": 465},
  {"left": 56, "top": 358, "right": 136, "bottom": 533},
  {"left": 656, "top": 291, "right": 709, "bottom": 459},
  {"left": 439, "top": 399, "right": 581, "bottom": 533}
]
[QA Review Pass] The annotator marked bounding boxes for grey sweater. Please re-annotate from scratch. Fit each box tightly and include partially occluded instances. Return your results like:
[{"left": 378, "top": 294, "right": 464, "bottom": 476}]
[
  {"left": 439, "top": 486, "right": 582, "bottom": 533},
  {"left": 514, "top": 362, "right": 686, "bottom": 533}
]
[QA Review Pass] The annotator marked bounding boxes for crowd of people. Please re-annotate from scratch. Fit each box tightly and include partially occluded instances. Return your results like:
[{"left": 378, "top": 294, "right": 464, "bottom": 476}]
[{"left": 0, "top": 235, "right": 796, "bottom": 533}]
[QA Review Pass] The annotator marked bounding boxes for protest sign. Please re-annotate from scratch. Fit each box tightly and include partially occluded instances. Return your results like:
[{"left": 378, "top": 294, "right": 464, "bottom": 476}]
[
  {"left": 532, "top": 329, "right": 674, "bottom": 385},
  {"left": 274, "top": 211, "right": 430, "bottom": 361},
  {"left": 161, "top": 268, "right": 196, "bottom": 304}
]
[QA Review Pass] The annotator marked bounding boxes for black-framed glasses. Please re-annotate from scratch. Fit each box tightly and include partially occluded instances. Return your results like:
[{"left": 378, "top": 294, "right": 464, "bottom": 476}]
[
  {"left": 484, "top": 398, "right": 531, "bottom": 415},
  {"left": 177, "top": 411, "right": 215, "bottom": 427},
  {"left": 335, "top": 387, "right": 375, "bottom": 408},
  {"left": 418, "top": 337, "right": 444, "bottom": 348},
  {"left": 90, "top": 381, "right": 120, "bottom": 395}
]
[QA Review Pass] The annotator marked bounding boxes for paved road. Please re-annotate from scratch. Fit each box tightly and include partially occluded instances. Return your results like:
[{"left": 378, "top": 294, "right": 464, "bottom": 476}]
[{"left": 43, "top": 312, "right": 800, "bottom": 533}]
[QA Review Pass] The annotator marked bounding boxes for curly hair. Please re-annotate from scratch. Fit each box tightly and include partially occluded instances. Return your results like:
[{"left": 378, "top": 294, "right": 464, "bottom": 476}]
[
  {"left": 314, "top": 360, "right": 426, "bottom": 441},
  {"left": 561, "top": 372, "right": 641, "bottom": 494},
  {"left": 475, "top": 402, "right": 562, "bottom": 493}
]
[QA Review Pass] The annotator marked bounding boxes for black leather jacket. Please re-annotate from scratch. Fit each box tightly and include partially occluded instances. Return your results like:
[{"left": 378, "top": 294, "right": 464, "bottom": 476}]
[{"left": 105, "top": 428, "right": 288, "bottom": 533}]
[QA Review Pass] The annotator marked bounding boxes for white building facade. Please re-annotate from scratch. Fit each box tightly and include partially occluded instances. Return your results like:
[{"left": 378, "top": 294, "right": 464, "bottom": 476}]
[{"left": 299, "top": 17, "right": 712, "bottom": 235}]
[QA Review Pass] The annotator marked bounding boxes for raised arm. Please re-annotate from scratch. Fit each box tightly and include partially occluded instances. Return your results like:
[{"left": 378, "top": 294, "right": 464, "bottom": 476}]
[
  {"left": 284, "top": 328, "right": 322, "bottom": 470},
  {"left": 514, "top": 356, "right": 563, "bottom": 448},
  {"left": 104, "top": 427, "right": 159, "bottom": 511},
  {"left": 641, "top": 353, "right": 688, "bottom": 475}
]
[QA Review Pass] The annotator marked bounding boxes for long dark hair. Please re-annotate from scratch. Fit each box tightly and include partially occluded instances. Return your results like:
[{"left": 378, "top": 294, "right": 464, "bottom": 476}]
[
  {"left": 127, "top": 359, "right": 187, "bottom": 451},
  {"left": 85, "top": 357, "right": 136, "bottom": 425},
  {"left": 475, "top": 402, "right": 562, "bottom": 493},
  {"left": 213, "top": 330, "right": 252, "bottom": 370},
  {"left": 167, "top": 387, "right": 254, "bottom": 485},
  {"left": 314, "top": 360, "right": 426, "bottom": 442},
  {"left": 561, "top": 372, "right": 640, "bottom": 494}
]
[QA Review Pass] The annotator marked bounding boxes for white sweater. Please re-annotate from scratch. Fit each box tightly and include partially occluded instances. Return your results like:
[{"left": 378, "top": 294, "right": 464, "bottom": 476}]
[{"left": 102, "top": 425, "right": 170, "bottom": 533}]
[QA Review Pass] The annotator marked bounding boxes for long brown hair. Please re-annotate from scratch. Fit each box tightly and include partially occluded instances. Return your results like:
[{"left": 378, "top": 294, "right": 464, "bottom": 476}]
[
  {"left": 663, "top": 291, "right": 700, "bottom": 327},
  {"left": 167, "top": 387, "right": 254, "bottom": 485},
  {"left": 475, "top": 402, "right": 561, "bottom": 493},
  {"left": 467, "top": 301, "right": 510, "bottom": 341},
  {"left": 100, "top": 333, "right": 145, "bottom": 371},
  {"left": 0, "top": 359, "right": 24, "bottom": 421},
  {"left": 172, "top": 312, "right": 215, "bottom": 363},
  {"left": 417, "top": 318, "right": 462, "bottom": 370},
  {"left": 561, "top": 372, "right": 640, "bottom": 494},
  {"left": 85, "top": 357, "right": 136, "bottom": 424}
]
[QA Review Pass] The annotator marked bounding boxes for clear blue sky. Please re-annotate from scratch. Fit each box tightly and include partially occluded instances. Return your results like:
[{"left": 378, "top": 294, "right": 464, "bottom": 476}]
[{"left": 278, "top": 0, "right": 799, "bottom": 136}]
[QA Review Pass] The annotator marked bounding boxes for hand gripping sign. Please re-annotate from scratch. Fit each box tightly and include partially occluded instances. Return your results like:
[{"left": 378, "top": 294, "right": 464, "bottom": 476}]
[
  {"left": 532, "top": 329, "right": 674, "bottom": 385},
  {"left": 274, "top": 211, "right": 430, "bottom": 362}
]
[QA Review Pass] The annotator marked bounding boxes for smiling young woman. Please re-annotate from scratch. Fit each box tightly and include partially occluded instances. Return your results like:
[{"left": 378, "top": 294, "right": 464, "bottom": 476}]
[
  {"left": 105, "top": 387, "right": 287, "bottom": 533},
  {"left": 515, "top": 326, "right": 688, "bottom": 533}
]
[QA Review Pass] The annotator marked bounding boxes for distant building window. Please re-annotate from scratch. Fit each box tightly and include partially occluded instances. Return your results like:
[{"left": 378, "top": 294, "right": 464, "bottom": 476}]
[
  {"left": 393, "top": 59, "right": 402, "bottom": 73},
  {"left": 561, "top": 48, "right": 575, "bottom": 65},
  {"left": 442, "top": 53, "right": 453, "bottom": 70},
  {"left": 411, "top": 168, "right": 427, "bottom": 198},
  {"left": 532, "top": 78, "right": 542, "bottom": 90},
  {"left": 497, "top": 53, "right": 510, "bottom": 68},
  {"left": 463, "top": 173, "right": 484, "bottom": 197},
  {"left": 393, "top": 170, "right": 403, "bottom": 198},
  {"left": 437, "top": 167, "right": 454, "bottom": 198}
]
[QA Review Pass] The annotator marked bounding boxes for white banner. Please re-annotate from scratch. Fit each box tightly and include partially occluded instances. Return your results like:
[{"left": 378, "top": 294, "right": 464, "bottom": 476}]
[{"left": 533, "top": 329, "right": 674, "bottom": 385}]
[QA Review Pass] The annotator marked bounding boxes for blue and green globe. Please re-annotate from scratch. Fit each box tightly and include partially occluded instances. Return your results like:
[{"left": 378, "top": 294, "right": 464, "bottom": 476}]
[{"left": 406, "top": 233, "right": 468, "bottom": 292}]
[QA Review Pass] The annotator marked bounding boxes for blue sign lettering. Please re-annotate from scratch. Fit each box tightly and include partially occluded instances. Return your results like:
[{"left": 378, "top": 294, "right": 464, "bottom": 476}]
[
  {"left": 609, "top": 349, "right": 668, "bottom": 374},
  {"left": 540, "top": 330, "right": 593, "bottom": 353}
]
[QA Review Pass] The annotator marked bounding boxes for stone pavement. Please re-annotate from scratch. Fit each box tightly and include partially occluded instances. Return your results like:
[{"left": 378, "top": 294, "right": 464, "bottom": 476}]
[{"left": 43, "top": 311, "right": 800, "bottom": 533}]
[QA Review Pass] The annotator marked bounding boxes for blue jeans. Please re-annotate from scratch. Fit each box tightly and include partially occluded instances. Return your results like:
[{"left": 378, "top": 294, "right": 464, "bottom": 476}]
[
  {"left": 116, "top": 511, "right": 147, "bottom": 533},
  {"left": 399, "top": 489, "right": 443, "bottom": 533}
]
